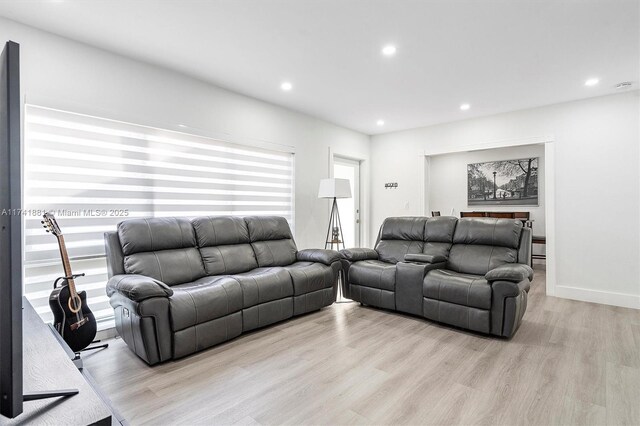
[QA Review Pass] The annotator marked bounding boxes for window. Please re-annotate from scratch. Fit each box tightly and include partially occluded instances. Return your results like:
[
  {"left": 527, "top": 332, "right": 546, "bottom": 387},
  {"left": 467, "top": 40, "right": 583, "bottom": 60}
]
[{"left": 23, "top": 105, "right": 294, "bottom": 330}]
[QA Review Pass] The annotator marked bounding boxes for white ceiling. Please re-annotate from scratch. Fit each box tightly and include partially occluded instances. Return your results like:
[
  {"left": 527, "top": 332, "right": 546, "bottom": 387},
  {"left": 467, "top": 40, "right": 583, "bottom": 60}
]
[{"left": 0, "top": 0, "right": 638, "bottom": 135}]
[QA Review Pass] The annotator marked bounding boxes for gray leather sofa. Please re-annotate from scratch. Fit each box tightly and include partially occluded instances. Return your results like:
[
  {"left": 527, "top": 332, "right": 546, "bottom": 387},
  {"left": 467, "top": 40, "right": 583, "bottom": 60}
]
[
  {"left": 341, "top": 216, "right": 533, "bottom": 337},
  {"left": 104, "top": 215, "right": 341, "bottom": 365}
]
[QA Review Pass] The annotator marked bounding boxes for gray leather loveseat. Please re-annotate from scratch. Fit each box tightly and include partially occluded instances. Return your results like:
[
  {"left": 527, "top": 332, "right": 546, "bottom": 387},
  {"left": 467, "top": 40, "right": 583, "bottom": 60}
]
[
  {"left": 341, "top": 217, "right": 533, "bottom": 337},
  {"left": 104, "top": 215, "right": 341, "bottom": 365}
]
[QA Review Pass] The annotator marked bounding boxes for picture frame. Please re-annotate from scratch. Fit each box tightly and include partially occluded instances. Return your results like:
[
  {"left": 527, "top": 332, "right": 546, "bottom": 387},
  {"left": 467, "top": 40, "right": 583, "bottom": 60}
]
[{"left": 467, "top": 157, "right": 539, "bottom": 206}]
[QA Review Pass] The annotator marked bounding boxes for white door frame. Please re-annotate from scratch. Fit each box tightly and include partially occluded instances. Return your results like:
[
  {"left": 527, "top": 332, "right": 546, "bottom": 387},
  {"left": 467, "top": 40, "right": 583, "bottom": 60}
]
[
  {"left": 329, "top": 148, "right": 366, "bottom": 248},
  {"left": 331, "top": 156, "right": 361, "bottom": 247},
  {"left": 422, "top": 135, "right": 556, "bottom": 296}
]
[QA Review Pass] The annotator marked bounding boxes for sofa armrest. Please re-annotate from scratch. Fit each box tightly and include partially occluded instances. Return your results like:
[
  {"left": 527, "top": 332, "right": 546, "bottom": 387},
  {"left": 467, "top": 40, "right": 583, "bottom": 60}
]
[
  {"left": 297, "top": 249, "right": 342, "bottom": 265},
  {"left": 106, "top": 274, "right": 173, "bottom": 302},
  {"left": 340, "top": 248, "right": 378, "bottom": 262},
  {"left": 485, "top": 264, "right": 534, "bottom": 283},
  {"left": 490, "top": 279, "right": 530, "bottom": 337},
  {"left": 404, "top": 253, "right": 447, "bottom": 264},
  {"left": 491, "top": 279, "right": 530, "bottom": 298}
]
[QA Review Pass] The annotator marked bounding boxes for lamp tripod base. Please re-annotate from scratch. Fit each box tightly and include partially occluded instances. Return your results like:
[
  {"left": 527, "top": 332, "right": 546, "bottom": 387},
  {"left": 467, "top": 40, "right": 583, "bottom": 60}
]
[{"left": 324, "top": 197, "right": 346, "bottom": 251}]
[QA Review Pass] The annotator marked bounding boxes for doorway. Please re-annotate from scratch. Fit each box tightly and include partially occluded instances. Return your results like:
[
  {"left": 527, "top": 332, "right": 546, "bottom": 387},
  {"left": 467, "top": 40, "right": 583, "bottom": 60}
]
[
  {"left": 423, "top": 138, "right": 555, "bottom": 297},
  {"left": 333, "top": 156, "right": 361, "bottom": 248}
]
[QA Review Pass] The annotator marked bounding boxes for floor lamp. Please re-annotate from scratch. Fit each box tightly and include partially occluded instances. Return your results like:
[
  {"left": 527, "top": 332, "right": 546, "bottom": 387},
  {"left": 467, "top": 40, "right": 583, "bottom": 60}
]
[
  {"left": 319, "top": 178, "right": 352, "bottom": 303},
  {"left": 318, "top": 178, "right": 352, "bottom": 251}
]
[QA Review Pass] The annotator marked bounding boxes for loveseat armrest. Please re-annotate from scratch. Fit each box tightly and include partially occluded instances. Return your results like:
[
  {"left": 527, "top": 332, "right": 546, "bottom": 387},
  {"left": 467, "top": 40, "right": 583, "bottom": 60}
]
[
  {"left": 485, "top": 264, "right": 534, "bottom": 283},
  {"left": 491, "top": 278, "right": 530, "bottom": 298},
  {"left": 490, "top": 278, "right": 530, "bottom": 337},
  {"left": 106, "top": 274, "right": 173, "bottom": 302},
  {"left": 297, "top": 249, "right": 342, "bottom": 265},
  {"left": 404, "top": 253, "right": 447, "bottom": 264},
  {"left": 340, "top": 247, "right": 378, "bottom": 262}
]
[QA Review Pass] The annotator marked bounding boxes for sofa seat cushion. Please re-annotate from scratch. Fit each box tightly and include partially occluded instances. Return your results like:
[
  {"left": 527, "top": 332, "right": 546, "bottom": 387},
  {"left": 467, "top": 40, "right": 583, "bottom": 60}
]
[
  {"left": 375, "top": 217, "right": 427, "bottom": 264},
  {"left": 244, "top": 216, "right": 298, "bottom": 267},
  {"left": 231, "top": 267, "right": 293, "bottom": 308},
  {"left": 118, "top": 217, "right": 207, "bottom": 286},
  {"left": 447, "top": 244, "right": 519, "bottom": 276},
  {"left": 422, "top": 216, "right": 457, "bottom": 259},
  {"left": 376, "top": 240, "right": 424, "bottom": 264},
  {"left": 170, "top": 276, "right": 243, "bottom": 331},
  {"left": 192, "top": 216, "right": 259, "bottom": 275},
  {"left": 118, "top": 217, "right": 196, "bottom": 256},
  {"left": 283, "top": 261, "right": 337, "bottom": 295},
  {"left": 124, "top": 247, "right": 206, "bottom": 286},
  {"left": 447, "top": 218, "right": 523, "bottom": 275},
  {"left": 349, "top": 260, "right": 396, "bottom": 291},
  {"left": 423, "top": 269, "right": 491, "bottom": 310}
]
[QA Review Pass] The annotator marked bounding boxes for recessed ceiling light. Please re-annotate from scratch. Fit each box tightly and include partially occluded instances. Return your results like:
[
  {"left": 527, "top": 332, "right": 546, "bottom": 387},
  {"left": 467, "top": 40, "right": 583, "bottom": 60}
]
[
  {"left": 280, "top": 82, "right": 293, "bottom": 91},
  {"left": 177, "top": 124, "right": 187, "bottom": 128},
  {"left": 585, "top": 78, "right": 599, "bottom": 87},
  {"left": 376, "top": 120, "right": 385, "bottom": 126},
  {"left": 381, "top": 45, "right": 396, "bottom": 56},
  {"left": 460, "top": 103, "right": 470, "bottom": 111}
]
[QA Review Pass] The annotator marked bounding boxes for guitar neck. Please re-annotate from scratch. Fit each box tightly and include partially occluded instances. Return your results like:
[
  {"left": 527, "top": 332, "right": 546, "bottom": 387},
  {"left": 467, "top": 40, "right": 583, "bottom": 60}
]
[{"left": 57, "top": 235, "right": 78, "bottom": 295}]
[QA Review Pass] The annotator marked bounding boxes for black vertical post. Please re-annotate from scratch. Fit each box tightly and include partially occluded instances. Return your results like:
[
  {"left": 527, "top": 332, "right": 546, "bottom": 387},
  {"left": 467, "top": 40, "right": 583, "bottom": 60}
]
[
  {"left": 334, "top": 198, "right": 345, "bottom": 251},
  {"left": 324, "top": 198, "right": 336, "bottom": 249},
  {"left": 0, "top": 40, "right": 23, "bottom": 419},
  {"left": 493, "top": 171, "right": 497, "bottom": 199}
]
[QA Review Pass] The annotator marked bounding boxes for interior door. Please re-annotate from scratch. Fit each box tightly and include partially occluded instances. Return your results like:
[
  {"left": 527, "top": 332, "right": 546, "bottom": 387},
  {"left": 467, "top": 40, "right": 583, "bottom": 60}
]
[{"left": 333, "top": 156, "right": 360, "bottom": 248}]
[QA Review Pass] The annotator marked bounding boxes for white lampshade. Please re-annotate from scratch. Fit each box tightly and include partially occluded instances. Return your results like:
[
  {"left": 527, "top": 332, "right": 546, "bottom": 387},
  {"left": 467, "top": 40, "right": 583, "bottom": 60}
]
[{"left": 318, "top": 178, "right": 352, "bottom": 199}]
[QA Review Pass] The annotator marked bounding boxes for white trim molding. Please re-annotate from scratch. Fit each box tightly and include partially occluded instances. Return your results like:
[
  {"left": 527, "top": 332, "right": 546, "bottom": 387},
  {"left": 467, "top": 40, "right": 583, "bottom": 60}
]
[
  {"left": 544, "top": 141, "right": 557, "bottom": 297},
  {"left": 554, "top": 285, "right": 640, "bottom": 310},
  {"left": 328, "top": 146, "right": 370, "bottom": 248},
  {"left": 422, "top": 155, "right": 430, "bottom": 216},
  {"left": 422, "top": 135, "right": 557, "bottom": 298},
  {"left": 422, "top": 135, "right": 554, "bottom": 157}
]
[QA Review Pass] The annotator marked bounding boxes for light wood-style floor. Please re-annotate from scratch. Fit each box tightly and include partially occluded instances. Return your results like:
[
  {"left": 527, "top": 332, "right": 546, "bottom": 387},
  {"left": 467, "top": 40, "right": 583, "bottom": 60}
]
[{"left": 85, "top": 265, "right": 640, "bottom": 425}]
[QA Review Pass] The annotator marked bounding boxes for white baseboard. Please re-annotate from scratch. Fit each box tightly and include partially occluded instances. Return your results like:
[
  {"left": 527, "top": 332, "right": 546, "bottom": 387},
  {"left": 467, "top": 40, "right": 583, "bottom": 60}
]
[
  {"left": 96, "top": 327, "right": 118, "bottom": 341},
  {"left": 554, "top": 285, "right": 640, "bottom": 309}
]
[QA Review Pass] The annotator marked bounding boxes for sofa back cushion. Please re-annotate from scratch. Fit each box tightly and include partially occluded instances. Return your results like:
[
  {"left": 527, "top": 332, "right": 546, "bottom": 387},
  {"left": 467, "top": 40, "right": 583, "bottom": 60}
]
[
  {"left": 375, "top": 217, "right": 426, "bottom": 264},
  {"left": 422, "top": 216, "right": 457, "bottom": 259},
  {"left": 245, "top": 216, "right": 298, "bottom": 267},
  {"left": 192, "top": 216, "right": 259, "bottom": 275},
  {"left": 118, "top": 217, "right": 206, "bottom": 285},
  {"left": 447, "top": 218, "right": 523, "bottom": 275}
]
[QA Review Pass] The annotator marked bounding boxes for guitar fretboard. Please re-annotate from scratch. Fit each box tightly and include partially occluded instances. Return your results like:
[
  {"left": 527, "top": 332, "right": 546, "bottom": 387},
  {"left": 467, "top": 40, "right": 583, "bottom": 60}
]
[{"left": 57, "top": 235, "right": 78, "bottom": 297}]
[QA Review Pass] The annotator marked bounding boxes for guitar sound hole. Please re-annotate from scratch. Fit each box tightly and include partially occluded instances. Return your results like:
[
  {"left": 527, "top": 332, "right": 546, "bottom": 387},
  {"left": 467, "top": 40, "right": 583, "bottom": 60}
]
[{"left": 68, "top": 294, "right": 82, "bottom": 313}]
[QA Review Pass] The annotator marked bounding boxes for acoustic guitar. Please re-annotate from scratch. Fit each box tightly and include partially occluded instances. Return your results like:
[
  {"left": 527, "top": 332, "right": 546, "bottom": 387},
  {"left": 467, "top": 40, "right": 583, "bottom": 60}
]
[{"left": 42, "top": 213, "right": 97, "bottom": 352}]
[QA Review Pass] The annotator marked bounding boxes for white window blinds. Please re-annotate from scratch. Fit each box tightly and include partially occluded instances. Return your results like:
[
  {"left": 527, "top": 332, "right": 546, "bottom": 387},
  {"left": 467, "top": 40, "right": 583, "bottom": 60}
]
[{"left": 24, "top": 105, "right": 294, "bottom": 330}]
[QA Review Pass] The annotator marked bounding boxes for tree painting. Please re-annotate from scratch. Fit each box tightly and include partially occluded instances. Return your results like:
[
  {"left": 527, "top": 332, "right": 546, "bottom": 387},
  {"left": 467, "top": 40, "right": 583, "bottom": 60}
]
[{"left": 467, "top": 157, "right": 539, "bottom": 206}]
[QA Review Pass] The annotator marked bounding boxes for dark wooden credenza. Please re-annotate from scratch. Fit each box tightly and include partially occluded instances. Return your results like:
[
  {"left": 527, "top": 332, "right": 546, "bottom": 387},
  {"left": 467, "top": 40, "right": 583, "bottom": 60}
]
[
  {"left": 460, "top": 211, "right": 531, "bottom": 225},
  {"left": 0, "top": 299, "right": 119, "bottom": 426}
]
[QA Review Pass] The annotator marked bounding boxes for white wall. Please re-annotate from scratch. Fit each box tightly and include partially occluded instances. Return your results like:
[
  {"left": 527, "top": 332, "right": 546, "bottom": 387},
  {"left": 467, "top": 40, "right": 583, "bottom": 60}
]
[
  {"left": 427, "top": 144, "right": 545, "bottom": 254},
  {"left": 0, "top": 17, "right": 371, "bottom": 249},
  {"left": 371, "top": 91, "right": 640, "bottom": 309}
]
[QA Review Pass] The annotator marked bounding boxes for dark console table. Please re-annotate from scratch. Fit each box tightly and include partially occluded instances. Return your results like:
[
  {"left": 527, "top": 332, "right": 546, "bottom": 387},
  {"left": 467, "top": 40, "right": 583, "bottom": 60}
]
[
  {"left": 0, "top": 299, "right": 114, "bottom": 426},
  {"left": 460, "top": 211, "right": 533, "bottom": 227}
]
